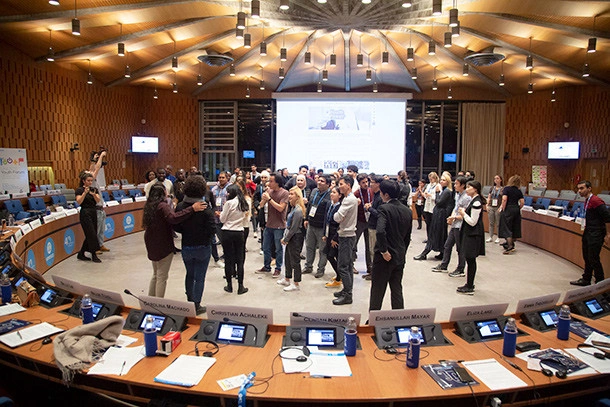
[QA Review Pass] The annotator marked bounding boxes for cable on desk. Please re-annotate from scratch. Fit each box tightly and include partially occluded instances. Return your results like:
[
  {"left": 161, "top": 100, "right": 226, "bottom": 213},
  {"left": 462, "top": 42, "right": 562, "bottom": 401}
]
[{"left": 467, "top": 381, "right": 480, "bottom": 407}]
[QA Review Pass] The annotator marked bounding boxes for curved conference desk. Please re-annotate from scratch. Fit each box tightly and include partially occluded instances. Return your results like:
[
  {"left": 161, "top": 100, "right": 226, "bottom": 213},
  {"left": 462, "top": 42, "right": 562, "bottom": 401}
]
[{"left": 1, "top": 202, "right": 610, "bottom": 406}]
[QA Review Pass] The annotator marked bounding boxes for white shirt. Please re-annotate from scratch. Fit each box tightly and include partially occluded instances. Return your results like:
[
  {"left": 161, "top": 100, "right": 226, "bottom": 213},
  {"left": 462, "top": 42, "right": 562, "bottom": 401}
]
[
  {"left": 220, "top": 197, "right": 246, "bottom": 231},
  {"left": 144, "top": 179, "right": 174, "bottom": 197}
]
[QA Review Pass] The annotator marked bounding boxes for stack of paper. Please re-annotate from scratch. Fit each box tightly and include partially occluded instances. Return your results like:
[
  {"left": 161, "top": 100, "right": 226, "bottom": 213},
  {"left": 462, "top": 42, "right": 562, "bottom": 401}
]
[{"left": 154, "top": 355, "right": 216, "bottom": 387}]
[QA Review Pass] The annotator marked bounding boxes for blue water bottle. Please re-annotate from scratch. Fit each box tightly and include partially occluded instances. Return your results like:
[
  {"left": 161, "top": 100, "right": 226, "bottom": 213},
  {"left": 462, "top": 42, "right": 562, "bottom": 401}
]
[
  {"left": 1, "top": 273, "right": 12, "bottom": 304},
  {"left": 557, "top": 305, "right": 571, "bottom": 341},
  {"left": 81, "top": 293, "right": 94, "bottom": 324},
  {"left": 406, "top": 326, "right": 421, "bottom": 369},
  {"left": 144, "top": 315, "right": 158, "bottom": 357},
  {"left": 502, "top": 318, "right": 518, "bottom": 357},
  {"left": 344, "top": 317, "right": 357, "bottom": 357}
]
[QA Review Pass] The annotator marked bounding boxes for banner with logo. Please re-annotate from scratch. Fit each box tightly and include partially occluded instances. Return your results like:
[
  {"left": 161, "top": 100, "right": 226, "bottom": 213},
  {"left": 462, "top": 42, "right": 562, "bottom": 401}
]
[{"left": 0, "top": 148, "right": 29, "bottom": 194}]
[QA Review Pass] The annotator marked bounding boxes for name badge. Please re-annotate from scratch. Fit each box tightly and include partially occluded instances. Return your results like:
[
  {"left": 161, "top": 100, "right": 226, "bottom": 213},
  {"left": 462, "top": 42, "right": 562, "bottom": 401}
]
[
  {"left": 492, "top": 198, "right": 498, "bottom": 207},
  {"left": 417, "top": 199, "right": 423, "bottom": 206},
  {"left": 309, "top": 205, "right": 318, "bottom": 218},
  {"left": 215, "top": 197, "right": 222, "bottom": 207}
]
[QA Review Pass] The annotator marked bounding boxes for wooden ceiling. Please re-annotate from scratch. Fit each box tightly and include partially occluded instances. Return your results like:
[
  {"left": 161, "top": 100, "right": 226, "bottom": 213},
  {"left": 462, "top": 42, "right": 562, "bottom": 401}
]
[{"left": 0, "top": 0, "right": 608, "bottom": 98}]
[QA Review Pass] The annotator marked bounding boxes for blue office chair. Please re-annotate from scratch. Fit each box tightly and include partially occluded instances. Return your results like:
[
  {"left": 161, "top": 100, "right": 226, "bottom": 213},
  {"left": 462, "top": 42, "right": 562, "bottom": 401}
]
[
  {"left": 101, "top": 191, "right": 111, "bottom": 201},
  {"left": 50, "top": 195, "right": 68, "bottom": 207},
  {"left": 571, "top": 201, "right": 585, "bottom": 217},
  {"left": 540, "top": 198, "right": 551, "bottom": 209},
  {"left": 27, "top": 197, "right": 46, "bottom": 212},
  {"left": 4, "top": 200, "right": 31, "bottom": 221},
  {"left": 128, "top": 189, "right": 142, "bottom": 198},
  {"left": 523, "top": 196, "right": 533, "bottom": 206},
  {"left": 112, "top": 189, "right": 127, "bottom": 200}
]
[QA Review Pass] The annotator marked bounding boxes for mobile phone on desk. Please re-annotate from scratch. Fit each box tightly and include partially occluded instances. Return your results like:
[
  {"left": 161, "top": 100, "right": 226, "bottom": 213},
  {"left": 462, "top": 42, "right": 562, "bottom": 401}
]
[{"left": 453, "top": 366, "right": 475, "bottom": 383}]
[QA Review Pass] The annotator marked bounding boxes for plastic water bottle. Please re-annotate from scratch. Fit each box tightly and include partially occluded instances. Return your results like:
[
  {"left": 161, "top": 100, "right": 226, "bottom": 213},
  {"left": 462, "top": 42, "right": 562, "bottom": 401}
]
[
  {"left": 81, "top": 294, "right": 94, "bottom": 324},
  {"left": 1, "top": 273, "right": 12, "bottom": 304},
  {"left": 557, "top": 305, "right": 571, "bottom": 340},
  {"left": 406, "top": 326, "right": 421, "bottom": 369},
  {"left": 144, "top": 315, "right": 158, "bottom": 357},
  {"left": 502, "top": 318, "right": 518, "bottom": 357},
  {"left": 8, "top": 214, "right": 15, "bottom": 227},
  {"left": 344, "top": 317, "right": 357, "bottom": 357}
]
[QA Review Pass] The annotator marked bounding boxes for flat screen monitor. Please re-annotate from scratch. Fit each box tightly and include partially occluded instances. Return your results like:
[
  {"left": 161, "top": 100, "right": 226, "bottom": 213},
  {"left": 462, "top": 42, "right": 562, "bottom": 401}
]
[
  {"left": 1, "top": 263, "right": 12, "bottom": 275},
  {"left": 585, "top": 299, "right": 604, "bottom": 315},
  {"left": 548, "top": 142, "right": 579, "bottom": 159},
  {"left": 39, "top": 288, "right": 57, "bottom": 306},
  {"left": 475, "top": 319, "right": 503, "bottom": 339},
  {"left": 306, "top": 327, "right": 336, "bottom": 347},
  {"left": 131, "top": 136, "right": 159, "bottom": 153},
  {"left": 139, "top": 313, "right": 166, "bottom": 332},
  {"left": 91, "top": 302, "right": 103, "bottom": 319},
  {"left": 216, "top": 322, "right": 247, "bottom": 343},
  {"left": 13, "top": 276, "right": 27, "bottom": 289},
  {"left": 539, "top": 310, "right": 558, "bottom": 328},
  {"left": 396, "top": 326, "right": 427, "bottom": 345},
  {"left": 243, "top": 150, "right": 255, "bottom": 159},
  {"left": 443, "top": 153, "right": 457, "bottom": 163}
]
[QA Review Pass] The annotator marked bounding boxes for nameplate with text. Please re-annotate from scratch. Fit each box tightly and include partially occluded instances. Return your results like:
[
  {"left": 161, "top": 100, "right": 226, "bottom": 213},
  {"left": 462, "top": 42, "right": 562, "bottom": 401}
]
[
  {"left": 563, "top": 285, "right": 599, "bottom": 304},
  {"left": 11, "top": 192, "right": 27, "bottom": 199},
  {"left": 14, "top": 229, "right": 23, "bottom": 241},
  {"left": 29, "top": 219, "right": 42, "bottom": 230},
  {"left": 449, "top": 303, "right": 509, "bottom": 322},
  {"left": 64, "top": 208, "right": 78, "bottom": 216},
  {"left": 122, "top": 185, "right": 135, "bottom": 190},
  {"left": 105, "top": 200, "right": 119, "bottom": 207},
  {"left": 121, "top": 198, "right": 133, "bottom": 204},
  {"left": 30, "top": 191, "right": 45, "bottom": 197},
  {"left": 19, "top": 224, "right": 31, "bottom": 235},
  {"left": 80, "top": 285, "right": 125, "bottom": 306},
  {"left": 42, "top": 215, "right": 55, "bottom": 224},
  {"left": 47, "top": 190, "right": 61, "bottom": 196},
  {"left": 0, "top": 194, "right": 9, "bottom": 200},
  {"left": 134, "top": 196, "right": 147, "bottom": 202},
  {"left": 53, "top": 211, "right": 67, "bottom": 219},
  {"left": 207, "top": 305, "right": 273, "bottom": 325},
  {"left": 106, "top": 185, "right": 119, "bottom": 190},
  {"left": 137, "top": 295, "right": 195, "bottom": 318},
  {"left": 289, "top": 311, "right": 361, "bottom": 327},
  {"left": 368, "top": 308, "right": 436, "bottom": 327},
  {"left": 521, "top": 205, "right": 533, "bottom": 212},
  {"left": 592, "top": 279, "right": 610, "bottom": 296},
  {"left": 515, "top": 293, "right": 561, "bottom": 314},
  {"left": 10, "top": 236, "right": 16, "bottom": 251},
  {"left": 52, "top": 276, "right": 85, "bottom": 296}
]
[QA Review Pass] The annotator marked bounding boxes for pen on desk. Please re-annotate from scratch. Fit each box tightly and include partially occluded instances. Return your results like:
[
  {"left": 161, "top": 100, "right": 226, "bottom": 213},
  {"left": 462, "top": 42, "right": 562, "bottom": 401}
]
[
  {"left": 310, "top": 375, "right": 332, "bottom": 379},
  {"left": 439, "top": 359, "right": 464, "bottom": 364},
  {"left": 17, "top": 331, "right": 23, "bottom": 340},
  {"left": 119, "top": 361, "right": 126, "bottom": 376}
]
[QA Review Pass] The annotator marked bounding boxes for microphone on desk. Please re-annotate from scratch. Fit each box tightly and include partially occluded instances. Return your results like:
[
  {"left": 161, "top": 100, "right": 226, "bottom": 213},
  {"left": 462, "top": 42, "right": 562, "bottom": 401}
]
[
  {"left": 123, "top": 289, "right": 178, "bottom": 330},
  {"left": 222, "top": 317, "right": 259, "bottom": 346}
]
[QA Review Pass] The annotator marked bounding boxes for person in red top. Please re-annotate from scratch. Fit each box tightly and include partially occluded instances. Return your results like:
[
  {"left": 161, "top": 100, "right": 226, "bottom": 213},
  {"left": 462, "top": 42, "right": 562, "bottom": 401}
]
[
  {"left": 570, "top": 180, "right": 610, "bottom": 286},
  {"left": 353, "top": 173, "right": 373, "bottom": 274}
]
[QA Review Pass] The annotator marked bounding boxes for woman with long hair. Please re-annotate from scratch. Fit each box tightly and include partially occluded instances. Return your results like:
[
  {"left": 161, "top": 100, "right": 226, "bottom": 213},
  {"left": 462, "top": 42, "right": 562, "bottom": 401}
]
[
  {"left": 219, "top": 184, "right": 249, "bottom": 294},
  {"left": 414, "top": 179, "right": 426, "bottom": 230},
  {"left": 277, "top": 186, "right": 306, "bottom": 292},
  {"left": 174, "top": 175, "right": 215, "bottom": 314},
  {"left": 422, "top": 172, "right": 439, "bottom": 241},
  {"left": 486, "top": 174, "right": 504, "bottom": 243},
  {"left": 498, "top": 175, "right": 525, "bottom": 254},
  {"left": 145, "top": 170, "right": 156, "bottom": 183},
  {"left": 75, "top": 171, "right": 102, "bottom": 262},
  {"left": 235, "top": 178, "right": 252, "bottom": 257},
  {"left": 323, "top": 186, "right": 343, "bottom": 288},
  {"left": 143, "top": 184, "right": 205, "bottom": 297},
  {"left": 456, "top": 180, "right": 487, "bottom": 295}
]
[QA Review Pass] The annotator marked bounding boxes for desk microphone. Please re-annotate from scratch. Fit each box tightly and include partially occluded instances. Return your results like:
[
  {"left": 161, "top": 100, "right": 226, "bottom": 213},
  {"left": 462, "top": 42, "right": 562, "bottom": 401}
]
[
  {"left": 124, "top": 289, "right": 178, "bottom": 330},
  {"left": 222, "top": 317, "right": 259, "bottom": 346}
]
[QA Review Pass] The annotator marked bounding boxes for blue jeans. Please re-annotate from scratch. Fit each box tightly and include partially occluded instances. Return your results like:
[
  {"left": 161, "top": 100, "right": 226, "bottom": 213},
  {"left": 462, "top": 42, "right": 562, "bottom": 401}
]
[
  {"left": 337, "top": 236, "right": 356, "bottom": 295},
  {"left": 181, "top": 245, "right": 212, "bottom": 306},
  {"left": 263, "top": 227, "right": 284, "bottom": 271}
]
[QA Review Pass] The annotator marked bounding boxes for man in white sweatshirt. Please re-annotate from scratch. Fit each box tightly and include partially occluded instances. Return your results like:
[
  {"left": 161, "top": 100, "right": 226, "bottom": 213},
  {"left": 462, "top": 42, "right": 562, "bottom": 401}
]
[{"left": 332, "top": 175, "right": 359, "bottom": 305}]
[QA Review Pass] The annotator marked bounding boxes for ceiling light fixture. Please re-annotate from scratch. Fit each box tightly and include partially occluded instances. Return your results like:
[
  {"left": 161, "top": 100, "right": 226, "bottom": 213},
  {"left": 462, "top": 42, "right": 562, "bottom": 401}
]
[
  {"left": 432, "top": 67, "right": 438, "bottom": 90},
  {"left": 304, "top": 50, "right": 311, "bottom": 64},
  {"left": 362, "top": 0, "right": 372, "bottom": 4},
  {"left": 260, "top": 23, "right": 266, "bottom": 55},
  {"left": 411, "top": 67, "right": 417, "bottom": 79},
  {"left": 49, "top": 0, "right": 60, "bottom": 5},
  {"left": 281, "top": 32, "right": 287, "bottom": 61},
  {"left": 244, "top": 33, "right": 251, "bottom": 48},
  {"left": 444, "top": 32, "right": 452, "bottom": 47},
  {"left": 246, "top": 77, "right": 250, "bottom": 98},
  {"left": 373, "top": 82, "right": 378, "bottom": 92},
  {"left": 72, "top": 0, "right": 80, "bottom": 36},
  {"left": 432, "top": 0, "right": 442, "bottom": 16},
  {"left": 117, "top": 23, "right": 125, "bottom": 56},
  {"left": 124, "top": 65, "right": 131, "bottom": 78},
  {"left": 407, "top": 31, "right": 414, "bottom": 61},
  {"left": 172, "top": 56, "right": 179, "bottom": 71},
  {"left": 323, "top": 69, "right": 328, "bottom": 81},
  {"left": 153, "top": 79, "right": 158, "bottom": 99},
  {"left": 499, "top": 60, "right": 505, "bottom": 86},
  {"left": 237, "top": 11, "right": 246, "bottom": 29},
  {"left": 197, "top": 74, "right": 203, "bottom": 86},
  {"left": 402, "top": 1, "right": 412, "bottom": 7},
  {"left": 527, "top": 70, "right": 533, "bottom": 94},
  {"left": 318, "top": 0, "right": 327, "bottom": 3},
  {"left": 86, "top": 59, "right": 93, "bottom": 84},
  {"left": 260, "top": 67, "right": 265, "bottom": 90},
  {"left": 462, "top": 63, "right": 469, "bottom": 76},
  {"left": 366, "top": 54, "right": 372, "bottom": 80},
  {"left": 317, "top": 81, "right": 322, "bottom": 92},
  {"left": 330, "top": 35, "right": 336, "bottom": 66},
  {"left": 357, "top": 34, "right": 363, "bottom": 66},
  {"left": 280, "top": 0, "right": 289, "bottom": 10},
  {"left": 447, "top": 79, "right": 452, "bottom": 98},
  {"left": 551, "top": 79, "right": 556, "bottom": 102},
  {"left": 452, "top": 21, "right": 460, "bottom": 37},
  {"left": 428, "top": 22, "right": 435, "bottom": 55},
  {"left": 382, "top": 37, "right": 389, "bottom": 64},
  {"left": 251, "top": 0, "right": 260, "bottom": 18},
  {"left": 279, "top": 66, "right": 285, "bottom": 79},
  {"left": 230, "top": 64, "right": 236, "bottom": 76},
  {"left": 588, "top": 16, "right": 597, "bottom": 53},
  {"left": 449, "top": 2, "right": 458, "bottom": 27},
  {"left": 46, "top": 30, "right": 55, "bottom": 62},
  {"left": 526, "top": 37, "right": 533, "bottom": 70},
  {"left": 582, "top": 62, "right": 590, "bottom": 78},
  {"left": 236, "top": 26, "right": 244, "bottom": 39}
]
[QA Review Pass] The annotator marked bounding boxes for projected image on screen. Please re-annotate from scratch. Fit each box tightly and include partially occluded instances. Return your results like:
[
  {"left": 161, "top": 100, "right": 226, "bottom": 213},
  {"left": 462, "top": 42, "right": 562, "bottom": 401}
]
[{"left": 276, "top": 98, "right": 406, "bottom": 175}]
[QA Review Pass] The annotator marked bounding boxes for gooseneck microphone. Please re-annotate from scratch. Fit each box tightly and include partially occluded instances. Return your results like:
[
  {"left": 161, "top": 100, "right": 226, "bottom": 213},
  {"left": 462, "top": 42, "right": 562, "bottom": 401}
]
[
  {"left": 124, "top": 289, "right": 178, "bottom": 330},
  {"left": 222, "top": 317, "right": 259, "bottom": 346}
]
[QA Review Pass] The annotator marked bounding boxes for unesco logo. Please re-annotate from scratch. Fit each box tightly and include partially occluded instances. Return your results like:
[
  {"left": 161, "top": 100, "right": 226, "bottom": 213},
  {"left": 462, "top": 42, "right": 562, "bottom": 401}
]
[
  {"left": 64, "top": 229, "right": 75, "bottom": 255},
  {"left": 45, "top": 237, "right": 55, "bottom": 267},
  {"left": 104, "top": 217, "right": 115, "bottom": 239},
  {"left": 123, "top": 213, "right": 135, "bottom": 233},
  {"left": 26, "top": 249, "right": 36, "bottom": 269}
]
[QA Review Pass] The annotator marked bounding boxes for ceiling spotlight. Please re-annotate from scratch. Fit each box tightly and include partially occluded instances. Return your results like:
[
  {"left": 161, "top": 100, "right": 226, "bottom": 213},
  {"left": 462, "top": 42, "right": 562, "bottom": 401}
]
[
  {"left": 432, "top": 79, "right": 438, "bottom": 90},
  {"left": 281, "top": 47, "right": 287, "bottom": 61},
  {"left": 402, "top": 1, "right": 412, "bottom": 7},
  {"left": 236, "top": 27, "right": 244, "bottom": 39},
  {"left": 87, "top": 72, "right": 93, "bottom": 85},
  {"left": 582, "top": 63, "right": 590, "bottom": 77},
  {"left": 318, "top": 0, "right": 327, "bottom": 3},
  {"left": 366, "top": 69, "right": 372, "bottom": 81},
  {"left": 244, "top": 33, "right": 251, "bottom": 48},
  {"left": 499, "top": 73, "right": 505, "bottom": 86},
  {"left": 357, "top": 53, "right": 364, "bottom": 67},
  {"left": 246, "top": 88, "right": 250, "bottom": 98},
  {"left": 259, "top": 79, "right": 265, "bottom": 90},
  {"left": 118, "top": 42, "right": 125, "bottom": 56},
  {"left": 279, "top": 67, "right": 285, "bottom": 79},
  {"left": 362, "top": 0, "right": 372, "bottom": 4},
  {"left": 407, "top": 47, "right": 414, "bottom": 61},
  {"left": 124, "top": 65, "right": 131, "bottom": 78},
  {"left": 197, "top": 74, "right": 203, "bottom": 86},
  {"left": 330, "top": 53, "right": 337, "bottom": 66},
  {"left": 46, "top": 47, "right": 55, "bottom": 62},
  {"left": 322, "top": 69, "right": 328, "bottom": 81},
  {"left": 153, "top": 89, "right": 159, "bottom": 99},
  {"left": 172, "top": 56, "right": 179, "bottom": 72},
  {"left": 462, "top": 64, "right": 469, "bottom": 76},
  {"left": 373, "top": 82, "right": 378, "bottom": 93},
  {"left": 444, "top": 32, "right": 452, "bottom": 47},
  {"left": 279, "top": 0, "right": 289, "bottom": 10},
  {"left": 449, "top": 8, "right": 458, "bottom": 27},
  {"left": 527, "top": 83, "right": 533, "bottom": 94},
  {"left": 251, "top": 0, "right": 260, "bottom": 18},
  {"left": 382, "top": 51, "right": 389, "bottom": 64},
  {"left": 317, "top": 82, "right": 322, "bottom": 92},
  {"left": 432, "top": 0, "right": 442, "bottom": 16},
  {"left": 428, "top": 41, "right": 436, "bottom": 55},
  {"left": 587, "top": 37, "right": 597, "bottom": 53},
  {"left": 236, "top": 11, "right": 246, "bottom": 29},
  {"left": 411, "top": 67, "right": 417, "bottom": 79},
  {"left": 72, "top": 18, "right": 80, "bottom": 36},
  {"left": 230, "top": 64, "right": 236, "bottom": 76},
  {"left": 173, "top": 82, "right": 178, "bottom": 93},
  {"left": 49, "top": 0, "right": 60, "bottom": 5},
  {"left": 525, "top": 55, "right": 533, "bottom": 70},
  {"left": 551, "top": 89, "right": 556, "bottom": 102},
  {"left": 304, "top": 51, "right": 311, "bottom": 64},
  {"left": 452, "top": 22, "right": 460, "bottom": 37},
  {"left": 447, "top": 88, "right": 452, "bottom": 99},
  {"left": 260, "top": 41, "right": 267, "bottom": 56}
]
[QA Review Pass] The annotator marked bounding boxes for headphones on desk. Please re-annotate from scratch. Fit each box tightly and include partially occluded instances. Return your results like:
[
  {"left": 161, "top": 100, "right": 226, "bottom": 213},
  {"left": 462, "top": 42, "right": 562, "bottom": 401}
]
[
  {"left": 538, "top": 359, "right": 568, "bottom": 379},
  {"left": 279, "top": 346, "right": 310, "bottom": 362},
  {"left": 195, "top": 340, "right": 219, "bottom": 357},
  {"left": 576, "top": 343, "right": 610, "bottom": 360}
]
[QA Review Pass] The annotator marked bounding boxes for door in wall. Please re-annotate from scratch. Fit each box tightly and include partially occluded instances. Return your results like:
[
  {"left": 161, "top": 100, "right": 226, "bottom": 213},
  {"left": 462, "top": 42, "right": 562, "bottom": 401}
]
[{"left": 583, "top": 158, "right": 606, "bottom": 194}]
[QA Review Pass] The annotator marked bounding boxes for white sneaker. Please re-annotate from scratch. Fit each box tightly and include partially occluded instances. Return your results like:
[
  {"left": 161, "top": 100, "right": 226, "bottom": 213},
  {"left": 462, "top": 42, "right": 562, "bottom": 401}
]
[
  {"left": 494, "top": 238, "right": 500, "bottom": 244},
  {"left": 485, "top": 237, "right": 493, "bottom": 243},
  {"left": 259, "top": 250, "right": 264, "bottom": 255},
  {"left": 276, "top": 278, "right": 290, "bottom": 286},
  {"left": 283, "top": 283, "right": 300, "bottom": 292},
  {"left": 215, "top": 260, "right": 225, "bottom": 268}
]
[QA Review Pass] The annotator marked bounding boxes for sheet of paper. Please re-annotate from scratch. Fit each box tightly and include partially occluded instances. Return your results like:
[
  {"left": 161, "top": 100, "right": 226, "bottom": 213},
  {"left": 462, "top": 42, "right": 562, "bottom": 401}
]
[
  {"left": 309, "top": 351, "right": 352, "bottom": 377},
  {"left": 87, "top": 345, "right": 145, "bottom": 376},
  {"left": 0, "top": 303, "right": 26, "bottom": 317},
  {"left": 517, "top": 348, "right": 596, "bottom": 377},
  {"left": 461, "top": 359, "right": 527, "bottom": 391},
  {"left": 565, "top": 348, "right": 610, "bottom": 374},
  {"left": 154, "top": 355, "right": 216, "bottom": 387},
  {"left": 217, "top": 374, "right": 248, "bottom": 391},
  {"left": 115, "top": 334, "right": 138, "bottom": 348},
  {"left": 0, "top": 322, "right": 63, "bottom": 348}
]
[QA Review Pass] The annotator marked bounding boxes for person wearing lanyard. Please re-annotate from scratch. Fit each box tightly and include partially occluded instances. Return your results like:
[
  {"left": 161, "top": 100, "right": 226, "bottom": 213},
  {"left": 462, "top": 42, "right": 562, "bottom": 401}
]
[
  {"left": 303, "top": 174, "right": 332, "bottom": 278},
  {"left": 570, "top": 180, "right": 610, "bottom": 286},
  {"left": 211, "top": 171, "right": 231, "bottom": 267},
  {"left": 323, "top": 186, "right": 343, "bottom": 288},
  {"left": 423, "top": 172, "right": 439, "bottom": 243},
  {"left": 362, "top": 174, "right": 384, "bottom": 280},
  {"left": 486, "top": 175, "right": 504, "bottom": 243},
  {"left": 353, "top": 173, "right": 373, "bottom": 274}
]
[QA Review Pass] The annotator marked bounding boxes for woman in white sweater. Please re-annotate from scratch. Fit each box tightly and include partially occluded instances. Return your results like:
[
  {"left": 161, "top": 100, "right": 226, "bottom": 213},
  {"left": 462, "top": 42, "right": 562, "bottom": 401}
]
[{"left": 219, "top": 184, "right": 249, "bottom": 294}]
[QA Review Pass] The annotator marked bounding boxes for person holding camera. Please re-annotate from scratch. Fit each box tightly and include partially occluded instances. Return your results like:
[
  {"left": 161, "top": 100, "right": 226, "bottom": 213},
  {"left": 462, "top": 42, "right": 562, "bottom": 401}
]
[
  {"left": 89, "top": 149, "right": 110, "bottom": 253},
  {"left": 75, "top": 171, "right": 102, "bottom": 262}
]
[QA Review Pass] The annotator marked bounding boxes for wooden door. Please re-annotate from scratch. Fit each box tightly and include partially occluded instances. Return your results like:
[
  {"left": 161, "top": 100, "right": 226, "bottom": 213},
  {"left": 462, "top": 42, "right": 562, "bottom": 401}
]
[{"left": 583, "top": 158, "right": 606, "bottom": 194}]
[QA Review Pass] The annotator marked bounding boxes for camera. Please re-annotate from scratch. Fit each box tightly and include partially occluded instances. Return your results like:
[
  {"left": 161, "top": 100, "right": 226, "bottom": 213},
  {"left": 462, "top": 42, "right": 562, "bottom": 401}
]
[{"left": 90, "top": 147, "right": 108, "bottom": 166}]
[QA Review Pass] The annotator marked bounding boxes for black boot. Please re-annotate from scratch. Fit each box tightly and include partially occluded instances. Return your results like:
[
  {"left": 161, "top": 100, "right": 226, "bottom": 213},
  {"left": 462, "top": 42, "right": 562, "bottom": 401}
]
[
  {"left": 237, "top": 284, "right": 248, "bottom": 295},
  {"left": 77, "top": 251, "right": 91, "bottom": 261}
]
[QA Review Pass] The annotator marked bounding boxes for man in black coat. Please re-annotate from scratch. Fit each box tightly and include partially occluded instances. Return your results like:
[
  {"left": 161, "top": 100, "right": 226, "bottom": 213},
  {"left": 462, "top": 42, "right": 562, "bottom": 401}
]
[{"left": 369, "top": 180, "right": 412, "bottom": 311}]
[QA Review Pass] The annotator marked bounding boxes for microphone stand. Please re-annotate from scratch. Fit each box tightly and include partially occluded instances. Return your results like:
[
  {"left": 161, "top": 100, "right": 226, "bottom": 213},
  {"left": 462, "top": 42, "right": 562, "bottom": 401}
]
[{"left": 124, "top": 289, "right": 178, "bottom": 331}]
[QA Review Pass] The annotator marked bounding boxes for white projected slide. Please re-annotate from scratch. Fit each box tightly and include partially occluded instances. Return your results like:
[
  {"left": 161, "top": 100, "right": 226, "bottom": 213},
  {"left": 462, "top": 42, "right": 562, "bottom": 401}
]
[{"left": 275, "top": 95, "right": 406, "bottom": 175}]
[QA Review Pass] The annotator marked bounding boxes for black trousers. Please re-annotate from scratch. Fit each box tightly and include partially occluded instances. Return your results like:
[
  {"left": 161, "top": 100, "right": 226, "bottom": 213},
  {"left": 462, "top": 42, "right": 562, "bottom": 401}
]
[
  {"left": 423, "top": 211, "right": 433, "bottom": 239},
  {"left": 79, "top": 208, "right": 99, "bottom": 255},
  {"left": 369, "top": 252, "right": 405, "bottom": 311},
  {"left": 581, "top": 230, "right": 605, "bottom": 283},
  {"left": 284, "top": 233, "right": 304, "bottom": 282},
  {"left": 465, "top": 257, "right": 477, "bottom": 288},
  {"left": 221, "top": 230, "right": 245, "bottom": 285},
  {"left": 415, "top": 205, "right": 424, "bottom": 228}
]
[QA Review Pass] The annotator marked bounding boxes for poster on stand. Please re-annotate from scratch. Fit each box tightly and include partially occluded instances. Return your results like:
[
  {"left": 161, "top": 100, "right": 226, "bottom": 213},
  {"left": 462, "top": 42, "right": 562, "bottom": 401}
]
[{"left": 0, "top": 149, "right": 29, "bottom": 194}]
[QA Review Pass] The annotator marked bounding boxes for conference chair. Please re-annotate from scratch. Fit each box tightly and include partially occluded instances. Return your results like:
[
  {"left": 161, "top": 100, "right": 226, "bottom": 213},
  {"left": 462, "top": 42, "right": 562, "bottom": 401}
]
[
  {"left": 529, "top": 190, "right": 543, "bottom": 197},
  {"left": 27, "top": 197, "right": 46, "bottom": 213},
  {"left": 540, "top": 198, "right": 551, "bottom": 209},
  {"left": 54, "top": 183, "right": 67, "bottom": 190},
  {"left": 111, "top": 179, "right": 121, "bottom": 185},
  {"left": 4, "top": 200, "right": 32, "bottom": 221},
  {"left": 128, "top": 189, "right": 142, "bottom": 198},
  {"left": 523, "top": 196, "right": 533, "bottom": 206},
  {"left": 101, "top": 191, "right": 111, "bottom": 202},
  {"left": 112, "top": 189, "right": 127, "bottom": 200},
  {"left": 121, "top": 179, "right": 129, "bottom": 185},
  {"left": 598, "top": 194, "right": 610, "bottom": 205},
  {"left": 50, "top": 195, "right": 68, "bottom": 207},
  {"left": 543, "top": 190, "right": 559, "bottom": 198},
  {"left": 571, "top": 202, "right": 585, "bottom": 217},
  {"left": 559, "top": 190, "right": 577, "bottom": 200}
]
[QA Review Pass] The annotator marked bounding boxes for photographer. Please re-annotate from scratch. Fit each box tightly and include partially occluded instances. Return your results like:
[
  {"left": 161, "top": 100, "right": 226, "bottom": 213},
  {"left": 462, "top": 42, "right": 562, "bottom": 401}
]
[
  {"left": 75, "top": 171, "right": 102, "bottom": 263},
  {"left": 89, "top": 148, "right": 110, "bottom": 253}
]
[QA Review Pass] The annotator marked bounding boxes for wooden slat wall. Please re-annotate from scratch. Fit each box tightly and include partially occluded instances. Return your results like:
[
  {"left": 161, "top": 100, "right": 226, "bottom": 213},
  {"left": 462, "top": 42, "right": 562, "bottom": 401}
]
[{"left": 504, "top": 86, "right": 610, "bottom": 191}]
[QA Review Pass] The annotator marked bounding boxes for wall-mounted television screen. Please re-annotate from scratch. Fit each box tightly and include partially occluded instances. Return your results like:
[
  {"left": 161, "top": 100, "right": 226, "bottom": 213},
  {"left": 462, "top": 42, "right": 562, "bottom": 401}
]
[
  {"left": 548, "top": 142, "right": 579, "bottom": 159},
  {"left": 443, "top": 153, "right": 457, "bottom": 163},
  {"left": 132, "top": 136, "right": 159, "bottom": 153},
  {"left": 243, "top": 150, "right": 255, "bottom": 159}
]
